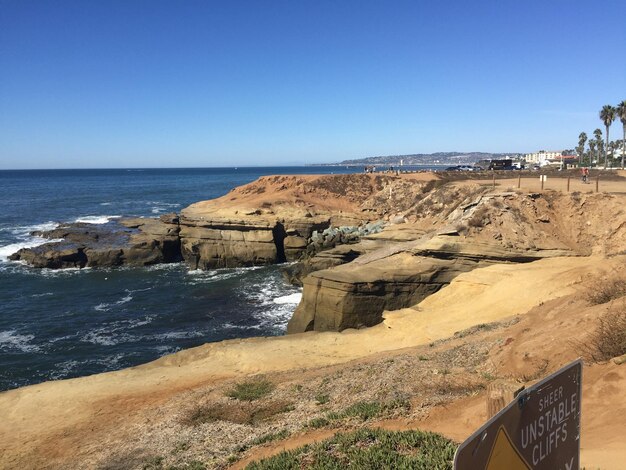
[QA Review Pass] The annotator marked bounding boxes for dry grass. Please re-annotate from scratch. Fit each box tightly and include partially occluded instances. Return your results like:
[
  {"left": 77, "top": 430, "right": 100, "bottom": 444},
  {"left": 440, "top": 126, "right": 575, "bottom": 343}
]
[
  {"left": 579, "top": 304, "right": 626, "bottom": 362},
  {"left": 183, "top": 400, "right": 294, "bottom": 426},
  {"left": 467, "top": 206, "right": 489, "bottom": 228},
  {"left": 588, "top": 279, "right": 626, "bottom": 305},
  {"left": 226, "top": 378, "right": 275, "bottom": 401}
]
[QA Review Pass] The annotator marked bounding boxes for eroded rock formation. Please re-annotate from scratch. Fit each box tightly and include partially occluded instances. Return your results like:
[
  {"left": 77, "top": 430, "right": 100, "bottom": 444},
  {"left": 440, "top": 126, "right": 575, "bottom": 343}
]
[{"left": 8, "top": 214, "right": 182, "bottom": 269}]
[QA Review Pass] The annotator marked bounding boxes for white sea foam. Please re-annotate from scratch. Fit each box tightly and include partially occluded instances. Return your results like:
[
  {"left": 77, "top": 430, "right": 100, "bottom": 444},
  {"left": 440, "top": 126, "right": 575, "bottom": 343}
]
[
  {"left": 0, "top": 240, "right": 43, "bottom": 261},
  {"left": 49, "top": 360, "right": 80, "bottom": 379},
  {"left": 10, "top": 221, "right": 59, "bottom": 236},
  {"left": 154, "top": 345, "right": 181, "bottom": 355},
  {"left": 31, "top": 292, "right": 54, "bottom": 298},
  {"left": 74, "top": 215, "right": 121, "bottom": 224},
  {"left": 81, "top": 328, "right": 135, "bottom": 346},
  {"left": 100, "top": 202, "right": 112, "bottom": 206},
  {"left": 50, "top": 353, "right": 127, "bottom": 380},
  {"left": 149, "top": 330, "right": 205, "bottom": 341},
  {"left": 238, "top": 274, "right": 303, "bottom": 331},
  {"left": 185, "top": 265, "right": 264, "bottom": 284},
  {"left": 0, "top": 221, "right": 62, "bottom": 261},
  {"left": 39, "top": 266, "right": 89, "bottom": 277},
  {"left": 145, "top": 262, "right": 184, "bottom": 272},
  {"left": 222, "top": 322, "right": 263, "bottom": 331},
  {"left": 0, "top": 330, "right": 41, "bottom": 353},
  {"left": 94, "top": 293, "right": 133, "bottom": 312},
  {"left": 81, "top": 330, "right": 119, "bottom": 346},
  {"left": 273, "top": 293, "right": 302, "bottom": 304}
]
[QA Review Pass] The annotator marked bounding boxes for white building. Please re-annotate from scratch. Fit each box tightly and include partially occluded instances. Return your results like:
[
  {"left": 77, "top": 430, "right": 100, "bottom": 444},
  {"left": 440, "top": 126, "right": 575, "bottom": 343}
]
[{"left": 525, "top": 150, "right": 563, "bottom": 166}]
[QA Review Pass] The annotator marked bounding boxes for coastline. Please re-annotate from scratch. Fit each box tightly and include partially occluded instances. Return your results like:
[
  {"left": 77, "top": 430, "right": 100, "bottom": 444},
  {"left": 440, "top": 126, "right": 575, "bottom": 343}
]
[
  {"left": 2, "top": 255, "right": 614, "bottom": 468},
  {"left": 2, "top": 170, "right": 626, "bottom": 468}
]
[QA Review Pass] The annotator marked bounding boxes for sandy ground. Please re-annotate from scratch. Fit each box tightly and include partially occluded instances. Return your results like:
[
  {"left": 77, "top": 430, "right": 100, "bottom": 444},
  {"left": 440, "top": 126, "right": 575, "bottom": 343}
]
[
  {"left": 479, "top": 172, "right": 626, "bottom": 194},
  {"left": 2, "top": 255, "right": 625, "bottom": 468}
]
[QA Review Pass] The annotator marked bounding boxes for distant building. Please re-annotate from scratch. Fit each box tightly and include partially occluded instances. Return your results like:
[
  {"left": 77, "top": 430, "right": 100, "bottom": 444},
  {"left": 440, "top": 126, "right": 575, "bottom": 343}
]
[{"left": 525, "top": 150, "right": 563, "bottom": 166}]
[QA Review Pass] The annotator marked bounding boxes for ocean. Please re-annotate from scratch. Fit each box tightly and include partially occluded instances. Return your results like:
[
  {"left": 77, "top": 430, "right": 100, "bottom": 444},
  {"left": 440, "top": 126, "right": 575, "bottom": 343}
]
[
  {"left": 0, "top": 166, "right": 373, "bottom": 391},
  {"left": 0, "top": 165, "right": 438, "bottom": 392}
]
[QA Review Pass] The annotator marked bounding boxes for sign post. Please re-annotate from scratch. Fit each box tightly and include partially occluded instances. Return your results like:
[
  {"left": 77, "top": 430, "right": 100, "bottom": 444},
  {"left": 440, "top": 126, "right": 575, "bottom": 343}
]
[{"left": 454, "top": 359, "right": 582, "bottom": 470}]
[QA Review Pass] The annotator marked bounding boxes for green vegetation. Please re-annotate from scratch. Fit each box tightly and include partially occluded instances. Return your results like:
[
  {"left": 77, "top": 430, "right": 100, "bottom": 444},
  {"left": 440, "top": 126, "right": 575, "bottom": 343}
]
[
  {"left": 143, "top": 456, "right": 165, "bottom": 470},
  {"left": 315, "top": 393, "right": 330, "bottom": 405},
  {"left": 306, "top": 399, "right": 409, "bottom": 428},
  {"left": 600, "top": 105, "right": 616, "bottom": 168},
  {"left": 184, "top": 400, "right": 293, "bottom": 426},
  {"left": 245, "top": 428, "right": 456, "bottom": 469},
  {"left": 142, "top": 456, "right": 206, "bottom": 470},
  {"left": 226, "top": 378, "right": 275, "bottom": 401},
  {"left": 168, "top": 462, "right": 206, "bottom": 470},
  {"left": 251, "top": 429, "right": 290, "bottom": 446},
  {"left": 617, "top": 101, "right": 626, "bottom": 169},
  {"left": 574, "top": 98, "right": 625, "bottom": 167}
]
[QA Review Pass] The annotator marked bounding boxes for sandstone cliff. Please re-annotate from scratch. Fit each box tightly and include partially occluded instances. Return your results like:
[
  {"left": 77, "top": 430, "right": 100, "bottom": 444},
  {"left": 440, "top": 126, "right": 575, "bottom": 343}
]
[{"left": 287, "top": 186, "right": 626, "bottom": 333}]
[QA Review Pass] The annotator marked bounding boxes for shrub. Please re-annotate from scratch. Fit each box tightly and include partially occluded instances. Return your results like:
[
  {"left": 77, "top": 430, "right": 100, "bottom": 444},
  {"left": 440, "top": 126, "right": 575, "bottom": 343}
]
[
  {"left": 315, "top": 393, "right": 330, "bottom": 405},
  {"left": 246, "top": 428, "right": 456, "bottom": 469},
  {"left": 184, "top": 400, "right": 292, "bottom": 426},
  {"left": 251, "top": 429, "right": 290, "bottom": 446},
  {"left": 588, "top": 280, "right": 626, "bottom": 305},
  {"left": 579, "top": 306, "right": 626, "bottom": 362},
  {"left": 307, "top": 417, "right": 330, "bottom": 428},
  {"left": 467, "top": 206, "right": 489, "bottom": 228},
  {"left": 342, "top": 401, "right": 384, "bottom": 421},
  {"left": 227, "top": 378, "right": 275, "bottom": 401}
]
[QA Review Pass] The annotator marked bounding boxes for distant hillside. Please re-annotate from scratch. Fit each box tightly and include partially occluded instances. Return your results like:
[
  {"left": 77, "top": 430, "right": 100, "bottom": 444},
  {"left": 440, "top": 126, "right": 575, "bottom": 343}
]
[{"left": 337, "top": 152, "right": 522, "bottom": 166}]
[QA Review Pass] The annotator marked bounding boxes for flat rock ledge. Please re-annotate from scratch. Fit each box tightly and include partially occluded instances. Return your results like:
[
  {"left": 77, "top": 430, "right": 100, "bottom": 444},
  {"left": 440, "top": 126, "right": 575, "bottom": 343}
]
[{"left": 8, "top": 214, "right": 182, "bottom": 269}]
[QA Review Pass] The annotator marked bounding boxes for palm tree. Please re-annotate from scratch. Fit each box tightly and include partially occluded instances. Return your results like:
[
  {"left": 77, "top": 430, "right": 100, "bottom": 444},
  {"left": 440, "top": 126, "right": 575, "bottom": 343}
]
[
  {"left": 600, "top": 105, "right": 616, "bottom": 168},
  {"left": 593, "top": 128, "right": 603, "bottom": 166},
  {"left": 589, "top": 140, "right": 597, "bottom": 166},
  {"left": 617, "top": 100, "right": 626, "bottom": 169},
  {"left": 577, "top": 132, "right": 587, "bottom": 164}
]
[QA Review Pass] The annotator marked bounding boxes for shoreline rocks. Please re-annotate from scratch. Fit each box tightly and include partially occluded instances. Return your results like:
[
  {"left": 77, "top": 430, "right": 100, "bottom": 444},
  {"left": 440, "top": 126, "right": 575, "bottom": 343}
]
[{"left": 8, "top": 214, "right": 182, "bottom": 269}]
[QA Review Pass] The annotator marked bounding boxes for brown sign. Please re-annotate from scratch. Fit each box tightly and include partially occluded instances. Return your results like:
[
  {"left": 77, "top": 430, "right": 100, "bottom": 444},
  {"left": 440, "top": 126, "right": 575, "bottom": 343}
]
[{"left": 454, "top": 359, "right": 582, "bottom": 470}]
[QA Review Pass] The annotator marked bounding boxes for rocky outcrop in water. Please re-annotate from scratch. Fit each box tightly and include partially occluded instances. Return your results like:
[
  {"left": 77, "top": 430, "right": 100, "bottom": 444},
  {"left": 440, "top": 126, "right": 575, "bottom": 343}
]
[{"left": 8, "top": 214, "right": 182, "bottom": 269}]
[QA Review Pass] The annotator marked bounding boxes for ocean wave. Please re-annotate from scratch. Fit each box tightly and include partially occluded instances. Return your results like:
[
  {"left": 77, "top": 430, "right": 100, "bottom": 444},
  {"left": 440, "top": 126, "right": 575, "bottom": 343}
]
[
  {"left": 31, "top": 292, "right": 54, "bottom": 298},
  {"left": 38, "top": 266, "right": 90, "bottom": 277},
  {"left": 74, "top": 215, "right": 122, "bottom": 224},
  {"left": 81, "top": 329, "right": 135, "bottom": 346},
  {"left": 0, "top": 238, "right": 55, "bottom": 261},
  {"left": 148, "top": 330, "right": 205, "bottom": 341},
  {"left": 146, "top": 201, "right": 181, "bottom": 215},
  {"left": 0, "top": 330, "right": 41, "bottom": 353},
  {"left": 238, "top": 275, "right": 302, "bottom": 330},
  {"left": 0, "top": 221, "right": 61, "bottom": 261},
  {"left": 50, "top": 353, "right": 128, "bottom": 380},
  {"left": 273, "top": 293, "right": 302, "bottom": 304},
  {"left": 222, "top": 322, "right": 263, "bottom": 331},
  {"left": 94, "top": 292, "right": 134, "bottom": 312},
  {"left": 80, "top": 314, "right": 154, "bottom": 346},
  {"left": 185, "top": 265, "right": 264, "bottom": 284},
  {"left": 80, "top": 325, "right": 201, "bottom": 346},
  {"left": 154, "top": 345, "right": 181, "bottom": 355},
  {"left": 145, "top": 262, "right": 185, "bottom": 272},
  {"left": 9, "top": 221, "right": 59, "bottom": 236}
]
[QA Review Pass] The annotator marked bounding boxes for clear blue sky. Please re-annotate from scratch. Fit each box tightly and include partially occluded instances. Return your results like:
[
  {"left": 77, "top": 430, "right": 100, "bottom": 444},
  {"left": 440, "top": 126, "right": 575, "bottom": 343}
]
[{"left": 1, "top": 0, "right": 625, "bottom": 169}]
